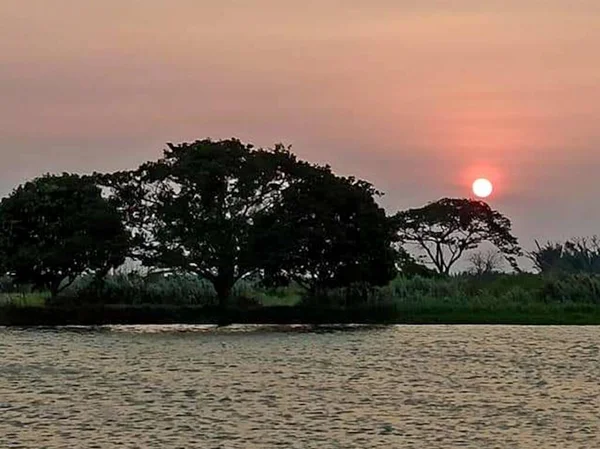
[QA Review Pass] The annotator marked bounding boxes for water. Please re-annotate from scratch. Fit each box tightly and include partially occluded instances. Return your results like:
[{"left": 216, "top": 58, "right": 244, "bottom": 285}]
[{"left": 1, "top": 325, "right": 599, "bottom": 448}]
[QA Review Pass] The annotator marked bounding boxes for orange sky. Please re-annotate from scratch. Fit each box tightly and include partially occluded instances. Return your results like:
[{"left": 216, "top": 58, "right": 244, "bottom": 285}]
[{"left": 1, "top": 0, "right": 600, "bottom": 246}]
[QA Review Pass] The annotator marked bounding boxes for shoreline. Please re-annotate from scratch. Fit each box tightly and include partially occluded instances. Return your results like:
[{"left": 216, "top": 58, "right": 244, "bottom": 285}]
[{"left": 2, "top": 304, "right": 600, "bottom": 326}]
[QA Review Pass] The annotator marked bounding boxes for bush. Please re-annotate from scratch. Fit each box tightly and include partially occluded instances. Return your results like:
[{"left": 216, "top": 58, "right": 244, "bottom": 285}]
[
  {"left": 8, "top": 270, "right": 600, "bottom": 310},
  {"left": 540, "top": 274, "right": 600, "bottom": 304},
  {"left": 53, "top": 272, "right": 217, "bottom": 306},
  {"left": 51, "top": 272, "right": 267, "bottom": 308}
]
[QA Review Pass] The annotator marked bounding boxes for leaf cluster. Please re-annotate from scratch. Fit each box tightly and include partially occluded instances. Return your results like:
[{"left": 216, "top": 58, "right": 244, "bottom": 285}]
[
  {"left": 0, "top": 174, "right": 129, "bottom": 296},
  {"left": 394, "top": 198, "right": 521, "bottom": 274}
]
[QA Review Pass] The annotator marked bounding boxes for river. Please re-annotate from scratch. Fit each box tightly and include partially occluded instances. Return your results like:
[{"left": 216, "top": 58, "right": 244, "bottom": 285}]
[{"left": 1, "top": 325, "right": 599, "bottom": 448}]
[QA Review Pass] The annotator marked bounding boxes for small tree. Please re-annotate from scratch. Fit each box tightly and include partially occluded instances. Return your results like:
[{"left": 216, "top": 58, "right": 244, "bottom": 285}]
[
  {"left": 529, "top": 241, "right": 565, "bottom": 274},
  {"left": 395, "top": 247, "right": 438, "bottom": 278},
  {"left": 257, "top": 164, "right": 397, "bottom": 293},
  {"left": 394, "top": 198, "right": 521, "bottom": 275},
  {"left": 0, "top": 174, "right": 130, "bottom": 297},
  {"left": 468, "top": 249, "right": 504, "bottom": 275},
  {"left": 101, "top": 139, "right": 298, "bottom": 308}
]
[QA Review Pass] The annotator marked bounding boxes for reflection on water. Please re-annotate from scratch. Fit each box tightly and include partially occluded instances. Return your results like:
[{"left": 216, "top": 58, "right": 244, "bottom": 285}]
[{"left": 1, "top": 325, "right": 599, "bottom": 448}]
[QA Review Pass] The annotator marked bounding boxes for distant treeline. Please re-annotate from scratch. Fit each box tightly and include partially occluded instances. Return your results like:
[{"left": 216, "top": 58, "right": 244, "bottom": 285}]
[{"left": 0, "top": 138, "right": 598, "bottom": 309}]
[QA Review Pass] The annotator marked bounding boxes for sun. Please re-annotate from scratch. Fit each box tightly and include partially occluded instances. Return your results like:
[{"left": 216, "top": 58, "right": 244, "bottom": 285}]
[{"left": 472, "top": 178, "right": 493, "bottom": 198}]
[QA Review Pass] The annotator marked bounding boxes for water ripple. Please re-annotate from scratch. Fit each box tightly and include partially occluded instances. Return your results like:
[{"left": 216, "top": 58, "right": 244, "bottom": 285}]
[{"left": 1, "top": 325, "right": 599, "bottom": 448}]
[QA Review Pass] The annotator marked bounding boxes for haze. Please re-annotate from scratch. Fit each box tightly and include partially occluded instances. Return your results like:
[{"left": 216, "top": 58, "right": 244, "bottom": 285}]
[{"left": 2, "top": 0, "right": 600, "bottom": 247}]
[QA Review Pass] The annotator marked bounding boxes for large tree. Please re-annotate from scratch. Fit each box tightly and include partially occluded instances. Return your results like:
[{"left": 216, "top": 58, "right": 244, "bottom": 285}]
[
  {"left": 102, "top": 139, "right": 298, "bottom": 307},
  {"left": 393, "top": 198, "right": 521, "bottom": 274},
  {"left": 257, "top": 164, "right": 398, "bottom": 293},
  {"left": 0, "top": 174, "right": 130, "bottom": 297}
]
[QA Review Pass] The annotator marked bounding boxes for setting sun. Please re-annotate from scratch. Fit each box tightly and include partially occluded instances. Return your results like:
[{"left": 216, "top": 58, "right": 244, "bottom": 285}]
[{"left": 472, "top": 178, "right": 493, "bottom": 198}]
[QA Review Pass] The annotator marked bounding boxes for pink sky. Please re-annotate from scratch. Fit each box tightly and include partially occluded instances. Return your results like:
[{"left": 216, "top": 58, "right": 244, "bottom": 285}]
[{"left": 1, "top": 0, "right": 600, "bottom": 247}]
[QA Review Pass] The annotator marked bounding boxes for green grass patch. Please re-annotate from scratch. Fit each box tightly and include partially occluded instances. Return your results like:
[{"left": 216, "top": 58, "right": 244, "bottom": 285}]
[
  {"left": 2, "top": 272, "right": 600, "bottom": 325},
  {"left": 0, "top": 292, "right": 48, "bottom": 307}
]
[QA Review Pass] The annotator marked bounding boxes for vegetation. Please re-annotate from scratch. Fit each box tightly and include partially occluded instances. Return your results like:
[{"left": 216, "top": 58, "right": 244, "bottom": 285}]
[
  {"left": 100, "top": 139, "right": 299, "bottom": 307},
  {"left": 529, "top": 237, "right": 600, "bottom": 274},
  {"left": 393, "top": 198, "right": 521, "bottom": 274},
  {"left": 257, "top": 163, "right": 397, "bottom": 294},
  {"left": 0, "top": 137, "right": 599, "bottom": 325},
  {"left": 2, "top": 272, "right": 600, "bottom": 325},
  {"left": 0, "top": 174, "right": 129, "bottom": 297}
]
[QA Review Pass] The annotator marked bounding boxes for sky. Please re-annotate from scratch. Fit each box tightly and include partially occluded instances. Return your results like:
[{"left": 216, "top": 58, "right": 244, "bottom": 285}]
[{"left": 2, "top": 0, "right": 600, "bottom": 249}]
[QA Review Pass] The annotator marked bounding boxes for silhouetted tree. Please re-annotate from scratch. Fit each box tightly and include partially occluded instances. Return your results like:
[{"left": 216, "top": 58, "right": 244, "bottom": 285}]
[
  {"left": 396, "top": 248, "right": 438, "bottom": 278},
  {"left": 393, "top": 198, "right": 521, "bottom": 275},
  {"left": 101, "top": 139, "right": 298, "bottom": 308},
  {"left": 467, "top": 249, "right": 504, "bottom": 275},
  {"left": 0, "top": 174, "right": 130, "bottom": 297},
  {"left": 530, "top": 237, "right": 600, "bottom": 274},
  {"left": 529, "top": 241, "right": 565, "bottom": 274},
  {"left": 257, "top": 164, "right": 397, "bottom": 293}
]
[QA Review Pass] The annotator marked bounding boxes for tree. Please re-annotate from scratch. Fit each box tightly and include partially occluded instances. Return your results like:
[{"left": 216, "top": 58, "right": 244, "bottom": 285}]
[
  {"left": 395, "top": 247, "right": 438, "bottom": 278},
  {"left": 101, "top": 139, "right": 298, "bottom": 307},
  {"left": 393, "top": 198, "right": 521, "bottom": 275},
  {"left": 0, "top": 174, "right": 130, "bottom": 297},
  {"left": 529, "top": 241, "right": 565, "bottom": 274},
  {"left": 467, "top": 249, "right": 504, "bottom": 275},
  {"left": 530, "top": 237, "right": 600, "bottom": 274},
  {"left": 256, "top": 164, "right": 398, "bottom": 293}
]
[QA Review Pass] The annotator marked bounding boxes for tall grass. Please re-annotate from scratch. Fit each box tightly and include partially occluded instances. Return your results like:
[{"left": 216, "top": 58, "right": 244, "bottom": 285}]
[
  {"left": 53, "top": 272, "right": 302, "bottom": 307},
  {"left": 3, "top": 272, "right": 600, "bottom": 309},
  {"left": 2, "top": 272, "right": 600, "bottom": 325},
  {"left": 0, "top": 292, "right": 49, "bottom": 307},
  {"left": 310, "top": 273, "right": 600, "bottom": 310}
]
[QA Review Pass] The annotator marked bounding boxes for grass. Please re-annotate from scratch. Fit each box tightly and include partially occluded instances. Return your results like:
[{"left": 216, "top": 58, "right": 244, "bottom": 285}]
[
  {"left": 2, "top": 272, "right": 600, "bottom": 325},
  {"left": 0, "top": 292, "right": 48, "bottom": 307}
]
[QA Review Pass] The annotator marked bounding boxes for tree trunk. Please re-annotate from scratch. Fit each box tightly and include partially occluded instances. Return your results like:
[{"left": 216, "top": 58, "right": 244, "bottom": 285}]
[
  {"left": 50, "top": 278, "right": 62, "bottom": 299},
  {"left": 215, "top": 284, "right": 231, "bottom": 309},
  {"left": 213, "top": 283, "right": 232, "bottom": 327}
]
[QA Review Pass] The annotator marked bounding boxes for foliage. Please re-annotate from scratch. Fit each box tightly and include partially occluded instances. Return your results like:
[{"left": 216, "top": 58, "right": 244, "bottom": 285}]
[
  {"left": 530, "top": 237, "right": 600, "bottom": 274},
  {"left": 2, "top": 136, "right": 599, "bottom": 321},
  {"left": 59, "top": 272, "right": 216, "bottom": 306},
  {"left": 395, "top": 248, "right": 438, "bottom": 278},
  {"left": 257, "top": 163, "right": 398, "bottom": 292},
  {"left": 3, "top": 271, "right": 600, "bottom": 326},
  {"left": 51, "top": 272, "right": 295, "bottom": 308},
  {"left": 539, "top": 274, "right": 600, "bottom": 303},
  {"left": 0, "top": 174, "right": 130, "bottom": 297},
  {"left": 383, "top": 272, "right": 597, "bottom": 305},
  {"left": 467, "top": 249, "right": 505, "bottom": 275},
  {"left": 0, "top": 291, "right": 48, "bottom": 307},
  {"left": 101, "top": 139, "right": 298, "bottom": 306},
  {"left": 393, "top": 198, "right": 521, "bottom": 274}
]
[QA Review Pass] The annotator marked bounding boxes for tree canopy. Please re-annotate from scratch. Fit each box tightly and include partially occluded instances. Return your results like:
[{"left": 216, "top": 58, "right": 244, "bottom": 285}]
[
  {"left": 257, "top": 163, "right": 398, "bottom": 292},
  {"left": 101, "top": 139, "right": 398, "bottom": 304},
  {"left": 102, "top": 139, "right": 299, "bottom": 306},
  {"left": 530, "top": 237, "right": 600, "bottom": 274},
  {"left": 393, "top": 198, "right": 521, "bottom": 274},
  {"left": 0, "top": 138, "right": 543, "bottom": 308},
  {"left": 0, "top": 174, "right": 130, "bottom": 296}
]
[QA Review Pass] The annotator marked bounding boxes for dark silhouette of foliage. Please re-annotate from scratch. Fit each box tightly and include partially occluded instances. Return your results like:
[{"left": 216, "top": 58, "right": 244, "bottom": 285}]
[
  {"left": 257, "top": 164, "right": 398, "bottom": 293},
  {"left": 395, "top": 247, "right": 438, "bottom": 278},
  {"left": 530, "top": 237, "right": 600, "bottom": 274},
  {"left": 393, "top": 198, "right": 521, "bottom": 274},
  {"left": 0, "top": 174, "right": 130, "bottom": 297},
  {"left": 101, "top": 139, "right": 299, "bottom": 307},
  {"left": 529, "top": 241, "right": 565, "bottom": 273}
]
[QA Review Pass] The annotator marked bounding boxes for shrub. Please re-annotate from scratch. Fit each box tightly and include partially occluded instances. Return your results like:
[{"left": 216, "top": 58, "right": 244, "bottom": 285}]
[
  {"left": 53, "top": 272, "right": 216, "bottom": 306},
  {"left": 540, "top": 274, "right": 600, "bottom": 304}
]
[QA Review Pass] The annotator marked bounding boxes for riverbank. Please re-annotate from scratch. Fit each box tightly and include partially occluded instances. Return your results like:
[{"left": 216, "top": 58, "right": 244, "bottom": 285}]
[{"left": 2, "top": 302, "right": 600, "bottom": 326}]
